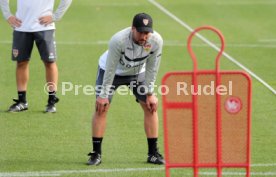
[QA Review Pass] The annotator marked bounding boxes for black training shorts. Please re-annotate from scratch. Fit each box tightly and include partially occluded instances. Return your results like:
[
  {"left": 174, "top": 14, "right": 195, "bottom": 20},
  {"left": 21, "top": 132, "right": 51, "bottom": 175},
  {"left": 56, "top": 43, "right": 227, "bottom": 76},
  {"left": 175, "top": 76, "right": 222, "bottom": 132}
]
[
  {"left": 12, "top": 30, "right": 57, "bottom": 62},
  {"left": 95, "top": 67, "right": 147, "bottom": 103}
]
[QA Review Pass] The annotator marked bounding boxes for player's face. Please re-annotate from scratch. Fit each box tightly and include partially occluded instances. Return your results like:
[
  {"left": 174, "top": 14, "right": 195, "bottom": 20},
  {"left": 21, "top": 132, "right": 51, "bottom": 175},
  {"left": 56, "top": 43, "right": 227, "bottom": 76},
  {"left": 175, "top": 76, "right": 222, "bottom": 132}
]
[{"left": 132, "top": 27, "right": 151, "bottom": 46}]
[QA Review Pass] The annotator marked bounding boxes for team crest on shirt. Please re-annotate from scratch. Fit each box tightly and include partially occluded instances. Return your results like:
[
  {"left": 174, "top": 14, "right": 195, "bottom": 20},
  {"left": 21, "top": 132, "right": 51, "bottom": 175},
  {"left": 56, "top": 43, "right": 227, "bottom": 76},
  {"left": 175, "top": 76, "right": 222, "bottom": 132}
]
[
  {"left": 143, "top": 19, "right": 149, "bottom": 26},
  {"left": 12, "top": 49, "right": 19, "bottom": 58},
  {"left": 143, "top": 43, "right": 152, "bottom": 52}
]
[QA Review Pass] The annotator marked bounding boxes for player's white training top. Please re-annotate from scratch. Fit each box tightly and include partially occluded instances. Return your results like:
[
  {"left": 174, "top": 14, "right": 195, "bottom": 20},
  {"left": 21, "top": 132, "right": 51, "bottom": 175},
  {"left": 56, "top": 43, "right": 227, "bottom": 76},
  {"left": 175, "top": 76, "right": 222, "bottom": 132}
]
[
  {"left": 0, "top": 0, "right": 72, "bottom": 32},
  {"left": 99, "top": 27, "right": 163, "bottom": 98}
]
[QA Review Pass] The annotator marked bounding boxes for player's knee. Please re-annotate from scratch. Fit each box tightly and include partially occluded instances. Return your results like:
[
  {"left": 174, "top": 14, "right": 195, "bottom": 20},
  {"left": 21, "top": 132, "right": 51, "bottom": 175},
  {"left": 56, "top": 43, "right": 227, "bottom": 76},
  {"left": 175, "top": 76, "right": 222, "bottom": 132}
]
[
  {"left": 44, "top": 61, "right": 56, "bottom": 67},
  {"left": 95, "top": 109, "right": 108, "bottom": 117},
  {"left": 17, "top": 60, "right": 28, "bottom": 68}
]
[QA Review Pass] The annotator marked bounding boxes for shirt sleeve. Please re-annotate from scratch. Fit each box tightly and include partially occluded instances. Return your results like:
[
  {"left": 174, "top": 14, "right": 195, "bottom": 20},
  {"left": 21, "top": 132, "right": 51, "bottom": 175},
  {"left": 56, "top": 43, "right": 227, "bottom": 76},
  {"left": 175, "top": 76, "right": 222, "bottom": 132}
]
[
  {"left": 0, "top": 0, "right": 12, "bottom": 20},
  {"left": 145, "top": 35, "right": 163, "bottom": 94},
  {"left": 52, "top": 0, "right": 72, "bottom": 21},
  {"left": 99, "top": 35, "right": 122, "bottom": 98}
]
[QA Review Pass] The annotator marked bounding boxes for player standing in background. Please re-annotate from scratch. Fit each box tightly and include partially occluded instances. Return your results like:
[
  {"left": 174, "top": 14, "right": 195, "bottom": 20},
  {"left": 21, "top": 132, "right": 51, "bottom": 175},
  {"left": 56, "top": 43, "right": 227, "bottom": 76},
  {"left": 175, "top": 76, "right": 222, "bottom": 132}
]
[
  {"left": 87, "top": 13, "right": 165, "bottom": 166},
  {"left": 0, "top": 0, "right": 72, "bottom": 113}
]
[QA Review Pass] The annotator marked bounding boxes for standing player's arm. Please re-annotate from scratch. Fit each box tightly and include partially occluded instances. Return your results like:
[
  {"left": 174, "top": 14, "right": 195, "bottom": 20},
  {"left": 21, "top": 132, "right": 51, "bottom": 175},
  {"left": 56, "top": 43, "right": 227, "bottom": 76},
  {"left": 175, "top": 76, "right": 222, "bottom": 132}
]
[
  {"left": 145, "top": 40, "right": 163, "bottom": 112},
  {"left": 39, "top": 0, "right": 72, "bottom": 25},
  {"left": 0, "top": 0, "right": 21, "bottom": 27},
  {"left": 145, "top": 41, "right": 163, "bottom": 95},
  {"left": 52, "top": 0, "right": 72, "bottom": 21},
  {"left": 96, "top": 35, "right": 122, "bottom": 113}
]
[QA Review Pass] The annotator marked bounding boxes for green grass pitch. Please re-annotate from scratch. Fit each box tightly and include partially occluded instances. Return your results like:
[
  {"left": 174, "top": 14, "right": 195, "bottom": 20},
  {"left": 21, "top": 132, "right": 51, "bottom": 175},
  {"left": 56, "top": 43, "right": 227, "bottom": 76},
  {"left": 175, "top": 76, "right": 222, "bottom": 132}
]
[{"left": 0, "top": 0, "right": 275, "bottom": 176}]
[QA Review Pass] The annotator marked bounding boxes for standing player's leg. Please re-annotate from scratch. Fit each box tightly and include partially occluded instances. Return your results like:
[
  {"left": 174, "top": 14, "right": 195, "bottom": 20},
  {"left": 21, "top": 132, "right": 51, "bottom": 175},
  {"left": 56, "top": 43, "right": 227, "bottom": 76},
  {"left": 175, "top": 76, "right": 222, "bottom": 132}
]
[
  {"left": 44, "top": 61, "right": 58, "bottom": 93},
  {"left": 132, "top": 80, "right": 165, "bottom": 165},
  {"left": 8, "top": 31, "right": 33, "bottom": 112},
  {"left": 87, "top": 104, "right": 109, "bottom": 166},
  {"left": 16, "top": 61, "right": 29, "bottom": 92},
  {"left": 35, "top": 30, "right": 59, "bottom": 113},
  {"left": 140, "top": 101, "right": 164, "bottom": 165},
  {"left": 43, "top": 61, "right": 59, "bottom": 112},
  {"left": 87, "top": 67, "right": 114, "bottom": 166},
  {"left": 140, "top": 102, "right": 158, "bottom": 138}
]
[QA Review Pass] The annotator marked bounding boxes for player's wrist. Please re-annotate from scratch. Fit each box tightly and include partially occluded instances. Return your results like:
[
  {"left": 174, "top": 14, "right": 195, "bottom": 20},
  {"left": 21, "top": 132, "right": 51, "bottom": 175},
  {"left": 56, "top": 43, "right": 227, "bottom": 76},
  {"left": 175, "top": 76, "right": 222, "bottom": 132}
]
[{"left": 146, "top": 92, "right": 156, "bottom": 96}]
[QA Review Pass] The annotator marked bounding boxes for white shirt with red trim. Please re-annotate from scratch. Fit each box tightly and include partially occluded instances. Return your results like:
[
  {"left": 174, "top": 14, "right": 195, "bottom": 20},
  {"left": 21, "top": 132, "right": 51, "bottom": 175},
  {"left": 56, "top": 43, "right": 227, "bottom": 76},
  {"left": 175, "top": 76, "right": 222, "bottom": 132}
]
[{"left": 0, "top": 0, "right": 72, "bottom": 32}]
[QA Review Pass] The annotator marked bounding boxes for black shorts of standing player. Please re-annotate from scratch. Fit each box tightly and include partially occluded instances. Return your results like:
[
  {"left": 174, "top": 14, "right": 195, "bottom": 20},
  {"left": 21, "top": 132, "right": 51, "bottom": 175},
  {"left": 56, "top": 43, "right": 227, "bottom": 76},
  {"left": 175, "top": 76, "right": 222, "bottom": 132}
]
[
  {"left": 12, "top": 30, "right": 57, "bottom": 62},
  {"left": 95, "top": 67, "right": 147, "bottom": 103}
]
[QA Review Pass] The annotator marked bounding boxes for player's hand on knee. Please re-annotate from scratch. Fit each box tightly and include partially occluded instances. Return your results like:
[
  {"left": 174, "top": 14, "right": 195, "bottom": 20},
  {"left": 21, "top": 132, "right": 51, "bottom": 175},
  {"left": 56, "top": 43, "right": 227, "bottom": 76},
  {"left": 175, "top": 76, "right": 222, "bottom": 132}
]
[
  {"left": 146, "top": 94, "right": 158, "bottom": 113},
  {"left": 95, "top": 97, "right": 109, "bottom": 114}
]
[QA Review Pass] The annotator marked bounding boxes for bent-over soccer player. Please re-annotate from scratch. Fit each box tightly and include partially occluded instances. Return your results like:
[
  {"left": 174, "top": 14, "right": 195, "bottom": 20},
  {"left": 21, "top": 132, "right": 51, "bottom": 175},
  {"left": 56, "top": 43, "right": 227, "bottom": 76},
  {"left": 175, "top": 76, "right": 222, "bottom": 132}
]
[{"left": 87, "top": 13, "right": 164, "bottom": 165}]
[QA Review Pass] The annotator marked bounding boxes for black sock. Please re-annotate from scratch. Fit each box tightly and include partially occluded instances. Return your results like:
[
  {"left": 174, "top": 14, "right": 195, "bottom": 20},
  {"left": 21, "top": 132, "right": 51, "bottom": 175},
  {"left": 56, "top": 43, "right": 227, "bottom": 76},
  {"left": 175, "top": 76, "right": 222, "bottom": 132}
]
[
  {"left": 92, "top": 137, "right": 103, "bottom": 154},
  {"left": 48, "top": 91, "right": 56, "bottom": 103},
  {"left": 147, "top": 138, "right": 158, "bottom": 155},
  {"left": 18, "top": 91, "right": 26, "bottom": 103}
]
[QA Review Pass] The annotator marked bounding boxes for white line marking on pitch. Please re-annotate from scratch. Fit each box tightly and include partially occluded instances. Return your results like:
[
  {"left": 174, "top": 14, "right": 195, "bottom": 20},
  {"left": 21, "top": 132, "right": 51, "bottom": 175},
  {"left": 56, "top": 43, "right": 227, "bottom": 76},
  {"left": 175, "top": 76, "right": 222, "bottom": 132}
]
[
  {"left": 1, "top": 40, "right": 276, "bottom": 48},
  {"left": 0, "top": 40, "right": 109, "bottom": 45},
  {"left": 90, "top": 2, "right": 140, "bottom": 7},
  {"left": 148, "top": 0, "right": 276, "bottom": 95},
  {"left": 1, "top": 165, "right": 276, "bottom": 177},
  {"left": 200, "top": 172, "right": 276, "bottom": 176},
  {"left": 0, "top": 173, "right": 61, "bottom": 177},
  {"left": 216, "top": 2, "right": 276, "bottom": 5},
  {"left": 259, "top": 39, "right": 276, "bottom": 43},
  {"left": 0, "top": 167, "right": 162, "bottom": 177},
  {"left": 251, "top": 163, "right": 276, "bottom": 167}
]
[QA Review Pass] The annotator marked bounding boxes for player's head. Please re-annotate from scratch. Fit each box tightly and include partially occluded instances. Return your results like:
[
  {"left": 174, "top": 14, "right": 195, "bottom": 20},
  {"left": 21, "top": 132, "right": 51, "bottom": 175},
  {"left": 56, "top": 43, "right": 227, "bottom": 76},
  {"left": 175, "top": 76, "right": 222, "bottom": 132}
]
[
  {"left": 132, "top": 13, "right": 153, "bottom": 45},
  {"left": 132, "top": 13, "right": 153, "bottom": 33}
]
